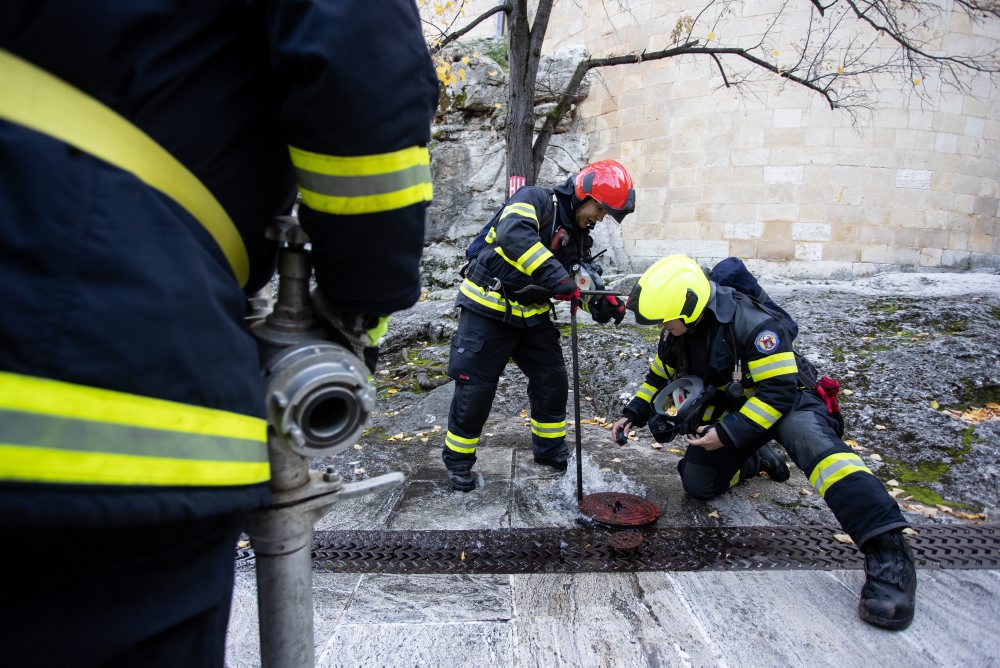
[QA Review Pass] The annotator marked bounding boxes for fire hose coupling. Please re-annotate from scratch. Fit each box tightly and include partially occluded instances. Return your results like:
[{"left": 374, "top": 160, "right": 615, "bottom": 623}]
[{"left": 264, "top": 341, "right": 374, "bottom": 457}]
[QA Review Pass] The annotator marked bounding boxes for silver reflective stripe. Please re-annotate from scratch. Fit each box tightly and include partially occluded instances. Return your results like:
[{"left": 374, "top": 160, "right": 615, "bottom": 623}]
[
  {"left": 295, "top": 163, "right": 431, "bottom": 199},
  {"left": 741, "top": 400, "right": 779, "bottom": 427},
  {"left": 0, "top": 409, "right": 267, "bottom": 462}
]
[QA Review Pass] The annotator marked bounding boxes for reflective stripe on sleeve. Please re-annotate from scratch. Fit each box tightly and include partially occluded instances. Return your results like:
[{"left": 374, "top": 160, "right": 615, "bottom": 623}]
[
  {"left": 635, "top": 383, "right": 657, "bottom": 404},
  {"left": 748, "top": 352, "right": 798, "bottom": 381},
  {"left": 445, "top": 431, "right": 479, "bottom": 454},
  {"left": 0, "top": 371, "right": 268, "bottom": 486},
  {"left": 739, "top": 396, "right": 782, "bottom": 430},
  {"left": 650, "top": 355, "right": 670, "bottom": 379},
  {"left": 500, "top": 202, "right": 538, "bottom": 227},
  {"left": 494, "top": 242, "right": 553, "bottom": 276},
  {"left": 809, "top": 452, "right": 873, "bottom": 497},
  {"left": 289, "top": 144, "right": 433, "bottom": 215},
  {"left": 530, "top": 418, "right": 566, "bottom": 439}
]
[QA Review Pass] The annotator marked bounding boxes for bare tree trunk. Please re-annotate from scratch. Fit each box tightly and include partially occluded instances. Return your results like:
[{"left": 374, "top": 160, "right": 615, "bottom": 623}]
[{"left": 504, "top": 0, "right": 553, "bottom": 186}]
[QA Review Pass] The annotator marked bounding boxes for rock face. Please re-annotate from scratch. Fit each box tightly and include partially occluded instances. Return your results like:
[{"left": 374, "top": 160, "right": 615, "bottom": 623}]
[
  {"left": 358, "top": 271, "right": 1000, "bottom": 526},
  {"left": 425, "top": 44, "right": 615, "bottom": 289}
]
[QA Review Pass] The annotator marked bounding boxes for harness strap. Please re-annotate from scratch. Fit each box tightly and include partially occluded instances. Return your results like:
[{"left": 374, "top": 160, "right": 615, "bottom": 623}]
[{"left": 0, "top": 49, "right": 249, "bottom": 286}]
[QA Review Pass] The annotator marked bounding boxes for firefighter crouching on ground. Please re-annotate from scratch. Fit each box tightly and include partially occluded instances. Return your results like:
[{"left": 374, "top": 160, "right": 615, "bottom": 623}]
[
  {"left": 442, "top": 161, "right": 635, "bottom": 492},
  {"left": 0, "top": 2, "right": 437, "bottom": 664},
  {"left": 610, "top": 255, "right": 917, "bottom": 630}
]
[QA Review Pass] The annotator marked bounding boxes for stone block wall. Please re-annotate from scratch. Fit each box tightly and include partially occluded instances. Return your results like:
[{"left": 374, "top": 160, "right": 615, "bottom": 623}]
[{"left": 438, "top": 0, "right": 1000, "bottom": 277}]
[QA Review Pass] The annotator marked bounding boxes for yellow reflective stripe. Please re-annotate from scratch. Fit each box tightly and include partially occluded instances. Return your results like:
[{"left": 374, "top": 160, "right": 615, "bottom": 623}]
[
  {"left": 500, "top": 202, "right": 538, "bottom": 227},
  {"left": 650, "top": 356, "right": 669, "bottom": 379},
  {"left": 739, "top": 396, "right": 782, "bottom": 429},
  {"left": 0, "top": 372, "right": 268, "bottom": 486},
  {"left": 485, "top": 227, "right": 497, "bottom": 243},
  {"left": 459, "top": 279, "right": 551, "bottom": 318},
  {"left": 748, "top": 352, "right": 798, "bottom": 381},
  {"left": 518, "top": 242, "right": 554, "bottom": 275},
  {"left": 636, "top": 383, "right": 657, "bottom": 403},
  {"left": 0, "top": 49, "right": 249, "bottom": 286},
  {"left": 809, "top": 452, "right": 873, "bottom": 497},
  {"left": 445, "top": 431, "right": 478, "bottom": 454},
  {"left": 0, "top": 371, "right": 263, "bottom": 440},
  {"left": 530, "top": 419, "right": 566, "bottom": 439},
  {"left": 289, "top": 144, "right": 432, "bottom": 215},
  {"left": 0, "top": 445, "right": 269, "bottom": 486}
]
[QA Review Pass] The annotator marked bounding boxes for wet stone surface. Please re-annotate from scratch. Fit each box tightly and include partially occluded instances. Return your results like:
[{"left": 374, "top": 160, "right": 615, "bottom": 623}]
[{"left": 316, "top": 271, "right": 1000, "bottom": 533}]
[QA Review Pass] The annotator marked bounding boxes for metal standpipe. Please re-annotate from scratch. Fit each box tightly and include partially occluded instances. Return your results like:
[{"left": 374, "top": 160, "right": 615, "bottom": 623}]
[{"left": 244, "top": 217, "right": 403, "bottom": 667}]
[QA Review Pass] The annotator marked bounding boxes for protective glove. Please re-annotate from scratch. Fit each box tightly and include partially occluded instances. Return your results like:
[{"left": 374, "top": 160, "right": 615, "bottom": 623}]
[
  {"left": 551, "top": 278, "right": 582, "bottom": 315},
  {"left": 587, "top": 295, "right": 626, "bottom": 324},
  {"left": 310, "top": 287, "right": 388, "bottom": 374}
]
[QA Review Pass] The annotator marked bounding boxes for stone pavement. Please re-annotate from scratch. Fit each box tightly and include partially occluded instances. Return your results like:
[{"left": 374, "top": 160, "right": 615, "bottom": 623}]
[{"left": 225, "top": 417, "right": 1000, "bottom": 667}]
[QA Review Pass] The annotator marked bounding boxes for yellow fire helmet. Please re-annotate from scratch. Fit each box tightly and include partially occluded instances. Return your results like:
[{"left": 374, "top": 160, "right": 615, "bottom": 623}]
[{"left": 626, "top": 254, "right": 711, "bottom": 325}]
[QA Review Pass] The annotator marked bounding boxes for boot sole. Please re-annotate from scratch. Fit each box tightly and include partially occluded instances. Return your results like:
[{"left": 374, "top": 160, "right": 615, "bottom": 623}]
[{"left": 858, "top": 604, "right": 914, "bottom": 631}]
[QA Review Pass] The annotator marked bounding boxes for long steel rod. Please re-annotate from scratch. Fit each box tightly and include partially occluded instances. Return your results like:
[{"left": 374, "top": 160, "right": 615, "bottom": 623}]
[{"left": 571, "top": 299, "right": 583, "bottom": 503}]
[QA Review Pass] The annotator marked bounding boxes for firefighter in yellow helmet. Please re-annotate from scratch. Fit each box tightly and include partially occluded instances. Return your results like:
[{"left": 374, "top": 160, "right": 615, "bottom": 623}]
[{"left": 611, "top": 255, "right": 917, "bottom": 630}]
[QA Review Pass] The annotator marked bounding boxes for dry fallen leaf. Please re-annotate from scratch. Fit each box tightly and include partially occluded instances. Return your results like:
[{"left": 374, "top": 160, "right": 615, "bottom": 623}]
[
  {"left": 930, "top": 400, "right": 940, "bottom": 409},
  {"left": 387, "top": 388, "right": 398, "bottom": 395},
  {"left": 237, "top": 540, "right": 250, "bottom": 549},
  {"left": 611, "top": 457, "right": 621, "bottom": 463},
  {"left": 870, "top": 453, "right": 883, "bottom": 462},
  {"left": 874, "top": 424, "right": 887, "bottom": 430},
  {"left": 708, "top": 510, "right": 721, "bottom": 519},
  {"left": 353, "top": 468, "right": 366, "bottom": 476},
  {"left": 432, "top": 425, "right": 442, "bottom": 432},
  {"left": 352, "top": 443, "right": 363, "bottom": 450},
  {"left": 460, "top": 550, "right": 466, "bottom": 561},
  {"left": 750, "top": 493, "right": 761, "bottom": 499},
  {"left": 889, "top": 488, "right": 906, "bottom": 498},
  {"left": 651, "top": 443, "right": 663, "bottom": 450},
  {"left": 600, "top": 467, "right": 612, "bottom": 472},
  {"left": 842, "top": 389, "right": 854, "bottom": 396},
  {"left": 484, "top": 432, "right": 495, "bottom": 437},
  {"left": 886, "top": 479, "right": 900, "bottom": 487},
  {"left": 519, "top": 410, "right": 528, "bottom": 418},
  {"left": 668, "top": 448, "right": 683, "bottom": 455},
  {"left": 833, "top": 533, "right": 854, "bottom": 545},
  {"left": 800, "top": 487, "right": 813, "bottom": 496},
  {"left": 902, "top": 528, "right": 919, "bottom": 536}
]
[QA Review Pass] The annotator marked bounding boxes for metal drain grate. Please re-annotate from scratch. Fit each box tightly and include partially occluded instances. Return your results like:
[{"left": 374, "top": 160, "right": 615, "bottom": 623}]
[{"left": 236, "top": 523, "right": 999, "bottom": 574}]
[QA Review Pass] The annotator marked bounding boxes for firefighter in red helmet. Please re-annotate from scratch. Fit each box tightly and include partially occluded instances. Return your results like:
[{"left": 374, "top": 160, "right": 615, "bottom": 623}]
[{"left": 443, "top": 160, "right": 636, "bottom": 492}]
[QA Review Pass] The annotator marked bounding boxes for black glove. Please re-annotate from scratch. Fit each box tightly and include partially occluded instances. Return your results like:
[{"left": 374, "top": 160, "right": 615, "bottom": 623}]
[
  {"left": 587, "top": 295, "right": 626, "bottom": 325},
  {"left": 310, "top": 288, "right": 387, "bottom": 374}
]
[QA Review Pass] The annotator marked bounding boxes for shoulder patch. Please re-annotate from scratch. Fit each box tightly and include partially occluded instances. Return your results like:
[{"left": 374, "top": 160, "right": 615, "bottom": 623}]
[{"left": 755, "top": 330, "right": 780, "bottom": 353}]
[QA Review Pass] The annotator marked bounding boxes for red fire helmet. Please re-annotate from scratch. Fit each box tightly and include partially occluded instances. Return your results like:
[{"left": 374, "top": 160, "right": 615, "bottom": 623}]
[{"left": 574, "top": 159, "right": 635, "bottom": 223}]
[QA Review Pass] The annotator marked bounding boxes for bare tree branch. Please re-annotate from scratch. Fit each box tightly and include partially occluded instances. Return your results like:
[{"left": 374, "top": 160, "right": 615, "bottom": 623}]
[{"left": 429, "top": 1, "right": 511, "bottom": 55}]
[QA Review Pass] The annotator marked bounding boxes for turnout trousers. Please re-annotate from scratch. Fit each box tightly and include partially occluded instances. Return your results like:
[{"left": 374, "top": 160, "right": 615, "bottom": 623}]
[
  {"left": 677, "top": 390, "right": 907, "bottom": 546},
  {"left": 1, "top": 514, "right": 243, "bottom": 667},
  {"left": 442, "top": 307, "right": 569, "bottom": 473}
]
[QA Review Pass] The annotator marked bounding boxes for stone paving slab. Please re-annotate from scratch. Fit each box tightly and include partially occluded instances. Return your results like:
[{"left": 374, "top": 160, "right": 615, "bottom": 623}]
[{"left": 227, "top": 567, "right": 1000, "bottom": 667}]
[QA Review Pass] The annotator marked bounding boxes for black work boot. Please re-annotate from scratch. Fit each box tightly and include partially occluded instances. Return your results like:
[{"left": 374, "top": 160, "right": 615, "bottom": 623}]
[
  {"left": 533, "top": 453, "right": 568, "bottom": 472},
  {"left": 447, "top": 469, "right": 476, "bottom": 492},
  {"left": 755, "top": 444, "right": 790, "bottom": 482},
  {"left": 859, "top": 529, "right": 917, "bottom": 630}
]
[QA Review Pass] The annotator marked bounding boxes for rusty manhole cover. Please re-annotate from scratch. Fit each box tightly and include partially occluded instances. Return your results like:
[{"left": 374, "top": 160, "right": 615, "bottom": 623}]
[
  {"left": 578, "top": 492, "right": 661, "bottom": 527},
  {"left": 608, "top": 530, "right": 645, "bottom": 554}
]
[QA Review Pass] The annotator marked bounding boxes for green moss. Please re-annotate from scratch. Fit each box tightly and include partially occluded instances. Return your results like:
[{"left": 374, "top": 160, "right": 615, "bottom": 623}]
[
  {"left": 884, "top": 427, "right": 981, "bottom": 511},
  {"left": 477, "top": 36, "right": 509, "bottom": 71},
  {"left": 867, "top": 299, "right": 904, "bottom": 315},
  {"left": 942, "top": 318, "right": 968, "bottom": 333}
]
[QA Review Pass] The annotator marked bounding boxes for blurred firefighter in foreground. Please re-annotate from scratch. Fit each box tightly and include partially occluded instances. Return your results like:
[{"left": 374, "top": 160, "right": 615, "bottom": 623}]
[
  {"left": 0, "top": 1, "right": 437, "bottom": 663},
  {"left": 611, "top": 254, "right": 917, "bottom": 630},
  {"left": 442, "top": 160, "right": 635, "bottom": 492}
]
